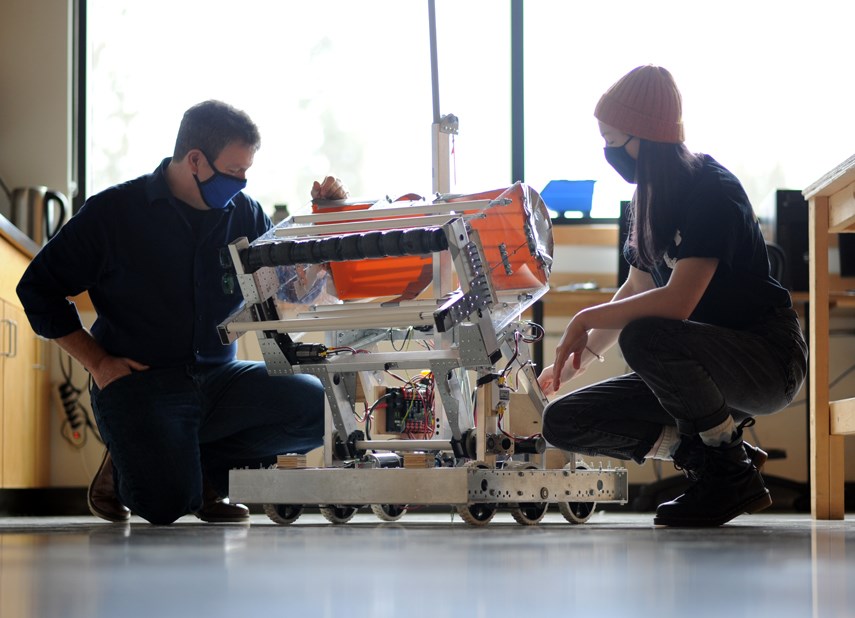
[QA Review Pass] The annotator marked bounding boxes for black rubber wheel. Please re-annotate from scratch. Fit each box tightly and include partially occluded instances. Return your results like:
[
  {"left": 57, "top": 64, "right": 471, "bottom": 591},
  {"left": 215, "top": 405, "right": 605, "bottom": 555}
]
[
  {"left": 457, "top": 461, "right": 497, "bottom": 526},
  {"left": 559, "top": 462, "right": 596, "bottom": 524},
  {"left": 319, "top": 505, "right": 359, "bottom": 524},
  {"left": 263, "top": 503, "right": 304, "bottom": 525},
  {"left": 371, "top": 503, "right": 407, "bottom": 521}
]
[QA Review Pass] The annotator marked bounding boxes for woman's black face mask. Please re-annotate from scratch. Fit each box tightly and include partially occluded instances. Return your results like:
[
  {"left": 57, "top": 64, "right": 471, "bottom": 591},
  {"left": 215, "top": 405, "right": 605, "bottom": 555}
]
[{"left": 604, "top": 135, "right": 637, "bottom": 184}]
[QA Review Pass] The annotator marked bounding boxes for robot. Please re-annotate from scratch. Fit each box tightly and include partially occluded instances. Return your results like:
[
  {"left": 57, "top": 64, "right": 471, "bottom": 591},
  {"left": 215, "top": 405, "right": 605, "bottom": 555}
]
[{"left": 218, "top": 182, "right": 628, "bottom": 525}]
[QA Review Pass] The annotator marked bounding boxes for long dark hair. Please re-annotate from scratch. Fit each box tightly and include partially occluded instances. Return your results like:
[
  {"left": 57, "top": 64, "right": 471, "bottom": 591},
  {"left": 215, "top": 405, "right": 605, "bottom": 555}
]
[{"left": 627, "top": 140, "right": 703, "bottom": 270}]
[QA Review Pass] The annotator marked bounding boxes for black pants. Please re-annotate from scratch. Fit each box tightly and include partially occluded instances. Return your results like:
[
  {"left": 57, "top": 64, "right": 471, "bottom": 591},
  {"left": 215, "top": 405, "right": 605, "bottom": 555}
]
[
  {"left": 90, "top": 361, "right": 324, "bottom": 525},
  {"left": 542, "top": 308, "right": 807, "bottom": 464}
]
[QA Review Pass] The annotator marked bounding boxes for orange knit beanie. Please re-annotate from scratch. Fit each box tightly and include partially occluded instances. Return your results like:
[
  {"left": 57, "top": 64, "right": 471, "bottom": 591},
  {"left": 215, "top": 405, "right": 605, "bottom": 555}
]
[{"left": 594, "top": 65, "right": 684, "bottom": 143}]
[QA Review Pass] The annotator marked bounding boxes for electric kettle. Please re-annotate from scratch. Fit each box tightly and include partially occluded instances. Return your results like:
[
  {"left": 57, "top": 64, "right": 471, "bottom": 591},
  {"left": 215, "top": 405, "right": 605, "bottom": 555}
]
[{"left": 11, "top": 186, "right": 69, "bottom": 245}]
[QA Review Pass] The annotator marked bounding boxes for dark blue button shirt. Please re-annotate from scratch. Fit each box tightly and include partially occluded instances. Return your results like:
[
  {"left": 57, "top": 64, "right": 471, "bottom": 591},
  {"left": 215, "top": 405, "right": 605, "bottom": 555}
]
[{"left": 16, "top": 158, "right": 271, "bottom": 367}]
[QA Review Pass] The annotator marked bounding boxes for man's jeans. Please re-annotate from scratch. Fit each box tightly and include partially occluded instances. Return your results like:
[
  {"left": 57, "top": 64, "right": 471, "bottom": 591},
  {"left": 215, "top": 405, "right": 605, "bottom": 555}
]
[
  {"left": 90, "top": 360, "right": 324, "bottom": 524},
  {"left": 542, "top": 308, "right": 807, "bottom": 464}
]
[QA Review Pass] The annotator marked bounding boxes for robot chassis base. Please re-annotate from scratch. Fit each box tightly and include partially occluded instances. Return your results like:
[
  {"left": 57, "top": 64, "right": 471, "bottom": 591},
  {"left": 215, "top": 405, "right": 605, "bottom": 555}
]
[{"left": 219, "top": 188, "right": 628, "bottom": 526}]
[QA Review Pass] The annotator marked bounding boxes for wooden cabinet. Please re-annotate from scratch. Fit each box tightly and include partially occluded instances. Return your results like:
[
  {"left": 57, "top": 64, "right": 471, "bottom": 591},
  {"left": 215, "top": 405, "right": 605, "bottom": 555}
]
[{"left": 0, "top": 226, "right": 50, "bottom": 488}]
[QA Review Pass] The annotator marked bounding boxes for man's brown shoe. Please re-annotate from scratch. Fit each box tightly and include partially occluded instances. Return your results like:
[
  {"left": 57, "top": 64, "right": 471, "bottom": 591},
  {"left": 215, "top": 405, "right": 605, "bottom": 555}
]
[
  {"left": 194, "top": 477, "right": 250, "bottom": 523},
  {"left": 88, "top": 450, "right": 131, "bottom": 522},
  {"left": 195, "top": 499, "right": 250, "bottom": 523}
]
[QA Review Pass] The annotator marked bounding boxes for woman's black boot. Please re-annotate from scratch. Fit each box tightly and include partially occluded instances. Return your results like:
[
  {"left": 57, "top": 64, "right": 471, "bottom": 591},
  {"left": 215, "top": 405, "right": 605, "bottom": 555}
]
[
  {"left": 672, "top": 431, "right": 768, "bottom": 479},
  {"left": 654, "top": 436, "right": 772, "bottom": 527}
]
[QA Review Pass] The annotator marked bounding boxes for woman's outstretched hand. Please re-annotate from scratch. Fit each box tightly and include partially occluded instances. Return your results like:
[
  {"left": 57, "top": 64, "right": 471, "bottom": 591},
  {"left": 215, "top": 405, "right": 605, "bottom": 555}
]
[
  {"left": 550, "top": 319, "right": 589, "bottom": 392},
  {"left": 537, "top": 359, "right": 587, "bottom": 396}
]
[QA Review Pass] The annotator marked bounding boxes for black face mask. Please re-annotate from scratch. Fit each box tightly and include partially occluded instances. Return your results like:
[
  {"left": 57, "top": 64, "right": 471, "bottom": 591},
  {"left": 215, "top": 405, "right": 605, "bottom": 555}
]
[{"left": 604, "top": 135, "right": 637, "bottom": 184}]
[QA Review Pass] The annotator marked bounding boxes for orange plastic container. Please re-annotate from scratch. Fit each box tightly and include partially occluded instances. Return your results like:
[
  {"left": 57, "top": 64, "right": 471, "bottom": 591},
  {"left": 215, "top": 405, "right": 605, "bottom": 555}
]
[
  {"left": 311, "top": 194, "right": 432, "bottom": 300},
  {"left": 312, "top": 183, "right": 552, "bottom": 300},
  {"left": 448, "top": 183, "right": 553, "bottom": 291}
]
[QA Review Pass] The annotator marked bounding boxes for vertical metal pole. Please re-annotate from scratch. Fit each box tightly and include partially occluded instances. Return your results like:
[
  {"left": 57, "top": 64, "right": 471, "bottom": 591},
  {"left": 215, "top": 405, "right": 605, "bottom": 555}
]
[
  {"left": 510, "top": 0, "right": 543, "bottom": 369},
  {"left": 428, "top": 0, "right": 441, "bottom": 126},
  {"left": 428, "top": 0, "right": 455, "bottom": 434},
  {"left": 429, "top": 0, "right": 450, "bottom": 196},
  {"left": 428, "top": 0, "right": 452, "bottom": 296},
  {"left": 511, "top": 0, "right": 524, "bottom": 185}
]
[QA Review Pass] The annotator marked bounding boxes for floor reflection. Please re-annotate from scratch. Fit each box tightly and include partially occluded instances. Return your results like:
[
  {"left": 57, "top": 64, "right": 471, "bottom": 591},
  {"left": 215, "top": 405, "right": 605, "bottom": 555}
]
[{"left": 0, "top": 513, "right": 852, "bottom": 618}]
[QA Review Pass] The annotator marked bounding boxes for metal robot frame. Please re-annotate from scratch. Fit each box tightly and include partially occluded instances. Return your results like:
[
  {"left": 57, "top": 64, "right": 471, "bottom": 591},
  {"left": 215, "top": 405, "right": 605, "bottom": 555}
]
[{"left": 218, "top": 187, "right": 628, "bottom": 525}]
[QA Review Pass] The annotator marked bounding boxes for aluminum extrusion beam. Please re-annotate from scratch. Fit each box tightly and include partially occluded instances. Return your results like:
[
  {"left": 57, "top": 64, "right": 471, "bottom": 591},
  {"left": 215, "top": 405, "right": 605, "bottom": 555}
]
[{"left": 228, "top": 466, "right": 629, "bottom": 506}]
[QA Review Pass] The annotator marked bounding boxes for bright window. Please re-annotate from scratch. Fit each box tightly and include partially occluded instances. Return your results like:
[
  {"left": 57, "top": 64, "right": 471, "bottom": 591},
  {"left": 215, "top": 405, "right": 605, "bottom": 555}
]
[
  {"left": 86, "top": 0, "right": 510, "bottom": 215},
  {"left": 87, "top": 1, "right": 854, "bottom": 220},
  {"left": 524, "top": 0, "right": 855, "bottom": 218}
]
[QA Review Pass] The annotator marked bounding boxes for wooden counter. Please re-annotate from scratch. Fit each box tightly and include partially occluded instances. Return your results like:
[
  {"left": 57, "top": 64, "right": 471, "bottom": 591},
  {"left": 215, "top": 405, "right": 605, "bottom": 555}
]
[{"left": 0, "top": 213, "right": 40, "bottom": 301}]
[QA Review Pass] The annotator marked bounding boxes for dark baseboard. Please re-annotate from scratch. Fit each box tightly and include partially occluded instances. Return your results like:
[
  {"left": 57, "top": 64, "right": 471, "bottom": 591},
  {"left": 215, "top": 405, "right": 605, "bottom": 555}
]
[{"left": 0, "top": 488, "right": 90, "bottom": 516}]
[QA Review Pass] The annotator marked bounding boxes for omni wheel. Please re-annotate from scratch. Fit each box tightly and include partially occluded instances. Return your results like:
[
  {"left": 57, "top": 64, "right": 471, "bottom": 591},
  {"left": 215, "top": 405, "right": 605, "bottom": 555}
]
[
  {"left": 458, "top": 502, "right": 498, "bottom": 526},
  {"left": 512, "top": 501, "right": 549, "bottom": 525},
  {"left": 558, "top": 461, "right": 596, "bottom": 525},
  {"left": 319, "top": 505, "right": 359, "bottom": 524},
  {"left": 370, "top": 504, "right": 407, "bottom": 521},
  {"left": 263, "top": 503, "right": 304, "bottom": 525},
  {"left": 456, "top": 461, "right": 497, "bottom": 526},
  {"left": 507, "top": 463, "right": 548, "bottom": 526}
]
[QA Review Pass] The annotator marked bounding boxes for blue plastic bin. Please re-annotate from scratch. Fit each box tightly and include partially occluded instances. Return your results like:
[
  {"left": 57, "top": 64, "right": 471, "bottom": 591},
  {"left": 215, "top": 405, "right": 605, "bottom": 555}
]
[{"left": 541, "top": 180, "right": 595, "bottom": 220}]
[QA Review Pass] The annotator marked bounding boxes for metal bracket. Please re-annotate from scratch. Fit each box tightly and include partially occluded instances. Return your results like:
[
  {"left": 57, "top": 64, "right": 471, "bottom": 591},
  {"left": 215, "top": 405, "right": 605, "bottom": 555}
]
[{"left": 439, "top": 113, "right": 459, "bottom": 135}]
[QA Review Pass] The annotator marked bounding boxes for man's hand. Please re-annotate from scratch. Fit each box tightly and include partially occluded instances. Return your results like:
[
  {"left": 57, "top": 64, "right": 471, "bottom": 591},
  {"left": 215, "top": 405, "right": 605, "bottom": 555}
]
[
  {"left": 311, "top": 176, "right": 349, "bottom": 201},
  {"left": 90, "top": 355, "right": 150, "bottom": 390},
  {"left": 55, "top": 329, "right": 150, "bottom": 391}
]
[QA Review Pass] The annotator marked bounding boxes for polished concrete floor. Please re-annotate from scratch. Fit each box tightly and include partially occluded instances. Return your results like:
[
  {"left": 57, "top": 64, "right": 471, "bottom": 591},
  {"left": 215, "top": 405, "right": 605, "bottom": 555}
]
[{"left": 1, "top": 510, "right": 853, "bottom": 618}]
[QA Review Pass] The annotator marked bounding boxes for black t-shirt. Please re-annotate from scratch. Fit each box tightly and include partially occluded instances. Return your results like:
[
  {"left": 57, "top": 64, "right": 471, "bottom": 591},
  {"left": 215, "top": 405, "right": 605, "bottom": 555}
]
[{"left": 624, "top": 155, "right": 792, "bottom": 328}]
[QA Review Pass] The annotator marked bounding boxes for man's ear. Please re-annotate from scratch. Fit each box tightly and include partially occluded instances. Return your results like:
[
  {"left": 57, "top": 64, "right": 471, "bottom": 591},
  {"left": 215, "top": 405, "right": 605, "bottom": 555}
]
[{"left": 186, "top": 149, "right": 204, "bottom": 175}]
